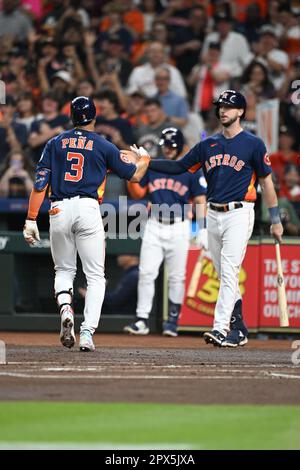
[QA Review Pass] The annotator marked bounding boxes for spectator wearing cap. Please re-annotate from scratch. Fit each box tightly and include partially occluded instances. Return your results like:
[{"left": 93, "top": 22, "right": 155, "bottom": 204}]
[
  {"left": 0, "top": 0, "right": 34, "bottom": 41},
  {"left": 270, "top": 127, "right": 299, "bottom": 185},
  {"left": 51, "top": 70, "right": 74, "bottom": 106},
  {"left": 95, "top": 90, "right": 134, "bottom": 149},
  {"left": 202, "top": 12, "right": 251, "bottom": 78},
  {"left": 125, "top": 91, "right": 149, "bottom": 128},
  {"left": 134, "top": 98, "right": 173, "bottom": 159},
  {"left": 15, "top": 92, "right": 42, "bottom": 132},
  {"left": 188, "top": 42, "right": 230, "bottom": 120},
  {"left": 28, "top": 92, "right": 70, "bottom": 162},
  {"left": 0, "top": 95, "right": 28, "bottom": 163},
  {"left": 154, "top": 66, "right": 188, "bottom": 128},
  {"left": 249, "top": 24, "right": 289, "bottom": 90},
  {"left": 127, "top": 41, "right": 187, "bottom": 98},
  {"left": 172, "top": 6, "right": 207, "bottom": 77},
  {"left": 7, "top": 45, "right": 28, "bottom": 78}
]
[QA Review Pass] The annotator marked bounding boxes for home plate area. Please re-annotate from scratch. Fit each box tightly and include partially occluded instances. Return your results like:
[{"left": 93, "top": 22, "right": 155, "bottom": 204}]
[{"left": 0, "top": 333, "right": 299, "bottom": 405}]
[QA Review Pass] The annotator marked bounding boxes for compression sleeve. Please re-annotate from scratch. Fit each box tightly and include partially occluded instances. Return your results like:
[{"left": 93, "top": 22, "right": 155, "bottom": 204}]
[
  {"left": 148, "top": 141, "right": 203, "bottom": 174},
  {"left": 27, "top": 188, "right": 47, "bottom": 220}
]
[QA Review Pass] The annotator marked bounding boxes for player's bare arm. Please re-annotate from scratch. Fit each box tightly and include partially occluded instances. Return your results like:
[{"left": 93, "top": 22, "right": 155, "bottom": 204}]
[{"left": 259, "top": 173, "right": 284, "bottom": 244}]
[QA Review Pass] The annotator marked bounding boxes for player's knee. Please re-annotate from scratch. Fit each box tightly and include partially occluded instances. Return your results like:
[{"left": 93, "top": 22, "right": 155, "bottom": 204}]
[
  {"left": 168, "top": 273, "right": 185, "bottom": 284},
  {"left": 139, "top": 268, "right": 159, "bottom": 281}
]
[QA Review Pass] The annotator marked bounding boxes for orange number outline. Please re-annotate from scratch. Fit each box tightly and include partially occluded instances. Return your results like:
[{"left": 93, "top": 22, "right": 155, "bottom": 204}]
[{"left": 65, "top": 152, "right": 85, "bottom": 182}]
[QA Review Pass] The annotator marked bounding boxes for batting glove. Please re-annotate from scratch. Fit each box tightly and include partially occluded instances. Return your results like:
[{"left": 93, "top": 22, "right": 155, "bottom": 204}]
[
  {"left": 23, "top": 219, "right": 40, "bottom": 246},
  {"left": 196, "top": 228, "right": 208, "bottom": 251},
  {"left": 130, "top": 145, "right": 149, "bottom": 158}
]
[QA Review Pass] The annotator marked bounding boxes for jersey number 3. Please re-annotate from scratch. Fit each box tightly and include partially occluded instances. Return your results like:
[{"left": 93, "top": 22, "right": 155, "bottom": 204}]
[{"left": 65, "top": 152, "right": 84, "bottom": 182}]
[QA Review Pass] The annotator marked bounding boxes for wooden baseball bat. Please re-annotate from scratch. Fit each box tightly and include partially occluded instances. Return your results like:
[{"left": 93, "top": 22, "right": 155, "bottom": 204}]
[
  {"left": 187, "top": 249, "right": 205, "bottom": 298},
  {"left": 275, "top": 242, "right": 289, "bottom": 327}
]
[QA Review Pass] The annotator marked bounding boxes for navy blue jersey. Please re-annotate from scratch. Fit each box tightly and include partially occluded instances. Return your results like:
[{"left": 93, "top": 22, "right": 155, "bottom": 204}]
[
  {"left": 149, "top": 131, "right": 272, "bottom": 203},
  {"left": 37, "top": 128, "right": 136, "bottom": 202},
  {"left": 178, "top": 131, "right": 272, "bottom": 203},
  {"left": 140, "top": 169, "right": 206, "bottom": 208}
]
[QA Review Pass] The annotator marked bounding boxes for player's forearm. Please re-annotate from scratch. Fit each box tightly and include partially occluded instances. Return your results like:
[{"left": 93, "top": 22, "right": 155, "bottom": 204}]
[
  {"left": 260, "top": 175, "right": 279, "bottom": 210},
  {"left": 194, "top": 195, "right": 207, "bottom": 227},
  {"left": 26, "top": 188, "right": 47, "bottom": 220},
  {"left": 130, "top": 157, "right": 150, "bottom": 182},
  {"left": 148, "top": 159, "right": 186, "bottom": 174}
]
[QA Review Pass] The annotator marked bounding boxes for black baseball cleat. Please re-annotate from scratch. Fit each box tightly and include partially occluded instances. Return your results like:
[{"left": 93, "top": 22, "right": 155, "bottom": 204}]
[
  {"left": 222, "top": 329, "right": 248, "bottom": 347},
  {"left": 203, "top": 330, "right": 226, "bottom": 346}
]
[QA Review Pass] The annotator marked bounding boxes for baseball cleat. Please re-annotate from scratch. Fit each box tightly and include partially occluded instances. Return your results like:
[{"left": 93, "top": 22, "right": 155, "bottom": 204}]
[
  {"left": 203, "top": 330, "right": 226, "bottom": 346},
  {"left": 222, "top": 329, "right": 248, "bottom": 347},
  {"left": 124, "top": 319, "right": 149, "bottom": 335},
  {"left": 60, "top": 306, "right": 75, "bottom": 349},
  {"left": 79, "top": 330, "right": 95, "bottom": 352},
  {"left": 163, "top": 321, "right": 178, "bottom": 337}
]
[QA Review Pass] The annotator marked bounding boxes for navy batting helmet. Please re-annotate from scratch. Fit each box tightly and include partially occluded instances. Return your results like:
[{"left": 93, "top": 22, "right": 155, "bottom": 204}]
[
  {"left": 159, "top": 127, "right": 184, "bottom": 155},
  {"left": 71, "top": 96, "right": 96, "bottom": 126},
  {"left": 213, "top": 90, "right": 247, "bottom": 119}
]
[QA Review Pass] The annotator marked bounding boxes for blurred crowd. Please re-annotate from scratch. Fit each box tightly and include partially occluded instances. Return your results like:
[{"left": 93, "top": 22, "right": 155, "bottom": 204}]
[{"left": 0, "top": 0, "right": 300, "bottom": 235}]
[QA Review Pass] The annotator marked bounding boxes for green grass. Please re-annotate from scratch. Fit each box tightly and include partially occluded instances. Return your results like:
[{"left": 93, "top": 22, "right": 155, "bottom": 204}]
[{"left": 0, "top": 402, "right": 299, "bottom": 449}]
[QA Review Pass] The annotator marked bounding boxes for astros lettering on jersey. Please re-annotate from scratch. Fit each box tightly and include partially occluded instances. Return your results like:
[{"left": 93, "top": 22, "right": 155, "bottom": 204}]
[{"left": 180, "top": 130, "right": 272, "bottom": 202}]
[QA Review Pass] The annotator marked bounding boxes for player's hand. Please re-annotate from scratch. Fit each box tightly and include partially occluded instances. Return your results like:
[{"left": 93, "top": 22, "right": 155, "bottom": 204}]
[
  {"left": 196, "top": 228, "right": 208, "bottom": 251},
  {"left": 270, "top": 222, "right": 283, "bottom": 244},
  {"left": 121, "top": 147, "right": 150, "bottom": 164},
  {"left": 23, "top": 220, "right": 40, "bottom": 246},
  {"left": 129, "top": 145, "right": 149, "bottom": 157}
]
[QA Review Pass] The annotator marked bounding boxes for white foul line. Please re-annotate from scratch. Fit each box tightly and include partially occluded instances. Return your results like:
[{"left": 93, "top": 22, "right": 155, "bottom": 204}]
[{"left": 1, "top": 371, "right": 299, "bottom": 380}]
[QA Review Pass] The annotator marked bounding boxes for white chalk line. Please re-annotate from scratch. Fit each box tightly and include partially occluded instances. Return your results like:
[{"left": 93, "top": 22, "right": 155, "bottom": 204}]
[
  {"left": 0, "top": 441, "right": 193, "bottom": 450},
  {"left": 1, "top": 371, "right": 299, "bottom": 380},
  {"left": 6, "top": 362, "right": 297, "bottom": 369},
  {"left": 269, "top": 372, "right": 300, "bottom": 379}
]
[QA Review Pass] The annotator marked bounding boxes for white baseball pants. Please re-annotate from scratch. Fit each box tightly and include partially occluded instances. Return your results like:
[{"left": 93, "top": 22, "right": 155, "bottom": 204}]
[
  {"left": 136, "top": 218, "right": 190, "bottom": 319},
  {"left": 49, "top": 196, "right": 105, "bottom": 334},
  {"left": 207, "top": 203, "right": 254, "bottom": 336}
]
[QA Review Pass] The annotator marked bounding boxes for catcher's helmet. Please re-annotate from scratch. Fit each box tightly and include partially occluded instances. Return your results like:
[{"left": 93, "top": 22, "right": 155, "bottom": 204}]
[
  {"left": 213, "top": 90, "right": 247, "bottom": 119},
  {"left": 71, "top": 96, "right": 96, "bottom": 126},
  {"left": 159, "top": 127, "right": 184, "bottom": 155}
]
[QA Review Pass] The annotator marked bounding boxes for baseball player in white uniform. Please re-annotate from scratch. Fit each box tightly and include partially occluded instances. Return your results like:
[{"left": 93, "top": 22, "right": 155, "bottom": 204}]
[
  {"left": 124, "top": 128, "right": 207, "bottom": 337},
  {"left": 23, "top": 96, "right": 150, "bottom": 351},
  {"left": 122, "top": 90, "right": 283, "bottom": 347}
]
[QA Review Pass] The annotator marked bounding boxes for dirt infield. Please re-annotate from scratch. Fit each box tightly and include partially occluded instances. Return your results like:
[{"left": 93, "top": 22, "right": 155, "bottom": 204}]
[{"left": 0, "top": 333, "right": 299, "bottom": 404}]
